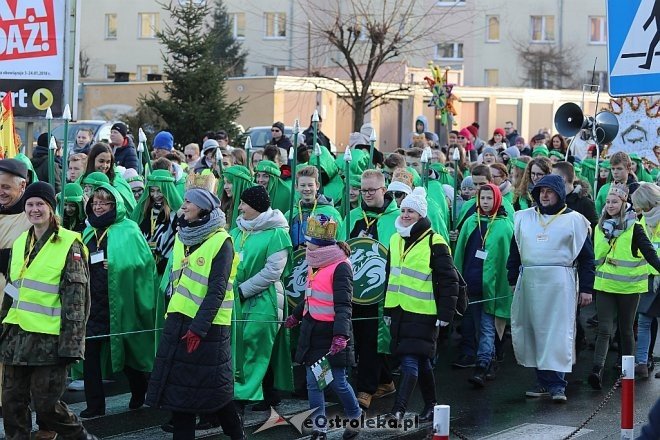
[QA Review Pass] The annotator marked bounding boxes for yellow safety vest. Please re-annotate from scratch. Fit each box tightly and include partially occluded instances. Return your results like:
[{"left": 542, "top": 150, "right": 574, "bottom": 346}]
[
  {"left": 3, "top": 229, "right": 80, "bottom": 335},
  {"left": 641, "top": 217, "right": 659, "bottom": 276},
  {"left": 167, "top": 230, "right": 237, "bottom": 325},
  {"left": 594, "top": 222, "right": 648, "bottom": 294},
  {"left": 385, "top": 230, "right": 445, "bottom": 315}
]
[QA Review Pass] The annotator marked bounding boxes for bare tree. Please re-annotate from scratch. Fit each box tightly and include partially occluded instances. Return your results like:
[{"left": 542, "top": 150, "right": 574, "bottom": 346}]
[
  {"left": 305, "top": 0, "right": 457, "bottom": 131},
  {"left": 514, "top": 42, "right": 581, "bottom": 89}
]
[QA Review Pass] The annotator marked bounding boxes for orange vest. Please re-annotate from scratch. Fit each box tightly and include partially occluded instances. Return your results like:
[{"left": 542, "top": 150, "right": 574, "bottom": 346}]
[{"left": 303, "top": 260, "right": 349, "bottom": 321}]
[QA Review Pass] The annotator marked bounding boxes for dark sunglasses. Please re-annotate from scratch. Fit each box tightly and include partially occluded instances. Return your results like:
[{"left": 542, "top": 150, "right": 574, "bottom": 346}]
[
  {"left": 393, "top": 191, "right": 408, "bottom": 199},
  {"left": 271, "top": 129, "right": 281, "bottom": 132}
]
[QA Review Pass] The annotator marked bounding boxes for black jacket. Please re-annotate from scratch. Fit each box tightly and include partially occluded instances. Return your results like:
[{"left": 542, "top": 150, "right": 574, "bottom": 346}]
[
  {"left": 86, "top": 228, "right": 110, "bottom": 337},
  {"left": 302, "top": 126, "right": 332, "bottom": 151},
  {"left": 113, "top": 136, "right": 139, "bottom": 171},
  {"left": 384, "top": 218, "right": 459, "bottom": 359},
  {"left": 565, "top": 184, "right": 598, "bottom": 229},
  {"left": 30, "top": 145, "right": 62, "bottom": 193},
  {"left": 292, "top": 261, "right": 355, "bottom": 368},
  {"left": 146, "top": 239, "right": 234, "bottom": 413},
  {"left": 268, "top": 135, "right": 293, "bottom": 155}
]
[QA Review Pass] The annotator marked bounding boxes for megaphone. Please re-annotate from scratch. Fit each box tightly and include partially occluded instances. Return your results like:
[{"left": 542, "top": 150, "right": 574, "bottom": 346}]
[
  {"left": 593, "top": 111, "right": 619, "bottom": 144},
  {"left": 554, "top": 102, "right": 588, "bottom": 137}
]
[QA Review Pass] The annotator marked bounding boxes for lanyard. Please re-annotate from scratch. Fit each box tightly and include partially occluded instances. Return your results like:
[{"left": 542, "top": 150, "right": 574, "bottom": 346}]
[
  {"left": 477, "top": 213, "right": 497, "bottom": 249},
  {"left": 18, "top": 233, "right": 37, "bottom": 278},
  {"left": 399, "top": 229, "right": 432, "bottom": 262},
  {"left": 94, "top": 228, "right": 109, "bottom": 249},
  {"left": 536, "top": 206, "right": 567, "bottom": 230},
  {"left": 150, "top": 209, "right": 159, "bottom": 237},
  {"left": 239, "top": 230, "right": 251, "bottom": 250},
  {"left": 298, "top": 199, "right": 317, "bottom": 225},
  {"left": 362, "top": 211, "right": 381, "bottom": 233}
]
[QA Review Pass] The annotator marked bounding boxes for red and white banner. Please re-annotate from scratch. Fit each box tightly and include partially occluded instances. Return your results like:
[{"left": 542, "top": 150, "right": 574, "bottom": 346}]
[{"left": 0, "top": 0, "right": 64, "bottom": 80}]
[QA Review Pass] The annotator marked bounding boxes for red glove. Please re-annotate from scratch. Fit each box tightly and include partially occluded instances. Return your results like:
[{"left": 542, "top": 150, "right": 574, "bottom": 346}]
[
  {"left": 181, "top": 330, "right": 201, "bottom": 353},
  {"left": 284, "top": 315, "right": 299, "bottom": 329},
  {"left": 329, "top": 335, "right": 348, "bottom": 355}
]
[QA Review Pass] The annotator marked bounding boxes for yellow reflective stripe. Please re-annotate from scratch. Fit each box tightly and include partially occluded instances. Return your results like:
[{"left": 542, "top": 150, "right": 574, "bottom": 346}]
[
  {"left": 175, "top": 286, "right": 203, "bottom": 306},
  {"left": 20, "top": 279, "right": 59, "bottom": 294},
  {"left": 11, "top": 301, "right": 61, "bottom": 317},
  {"left": 183, "top": 267, "right": 209, "bottom": 285},
  {"left": 386, "top": 284, "right": 433, "bottom": 301},
  {"left": 595, "top": 271, "right": 647, "bottom": 283}
]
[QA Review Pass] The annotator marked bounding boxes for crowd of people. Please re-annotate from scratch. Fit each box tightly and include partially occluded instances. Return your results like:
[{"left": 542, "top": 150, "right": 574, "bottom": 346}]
[{"left": 0, "top": 115, "right": 658, "bottom": 440}]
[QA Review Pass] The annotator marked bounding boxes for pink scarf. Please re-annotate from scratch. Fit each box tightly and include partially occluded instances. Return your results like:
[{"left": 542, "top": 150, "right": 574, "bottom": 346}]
[{"left": 306, "top": 244, "right": 348, "bottom": 268}]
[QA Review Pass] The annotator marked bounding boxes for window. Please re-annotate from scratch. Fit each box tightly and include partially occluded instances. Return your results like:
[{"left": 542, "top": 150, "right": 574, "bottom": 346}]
[
  {"left": 105, "top": 14, "right": 117, "bottom": 39},
  {"left": 137, "top": 65, "right": 159, "bottom": 80},
  {"left": 486, "top": 16, "right": 500, "bottom": 42},
  {"left": 138, "top": 13, "right": 159, "bottom": 39},
  {"left": 530, "top": 15, "right": 555, "bottom": 42},
  {"left": 105, "top": 64, "right": 116, "bottom": 80},
  {"left": 264, "top": 65, "right": 286, "bottom": 76},
  {"left": 589, "top": 16, "right": 607, "bottom": 44},
  {"left": 229, "top": 13, "right": 246, "bottom": 39},
  {"left": 436, "top": 0, "right": 465, "bottom": 6},
  {"left": 485, "top": 69, "right": 499, "bottom": 86},
  {"left": 435, "top": 42, "right": 464, "bottom": 60},
  {"left": 264, "top": 12, "right": 286, "bottom": 39}
]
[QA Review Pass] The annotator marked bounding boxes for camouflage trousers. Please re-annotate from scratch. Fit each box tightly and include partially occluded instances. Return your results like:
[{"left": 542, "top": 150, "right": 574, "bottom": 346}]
[{"left": 2, "top": 364, "right": 87, "bottom": 440}]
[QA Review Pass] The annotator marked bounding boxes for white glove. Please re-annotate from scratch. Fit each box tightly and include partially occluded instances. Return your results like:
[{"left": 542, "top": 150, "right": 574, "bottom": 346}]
[{"left": 435, "top": 320, "right": 449, "bottom": 327}]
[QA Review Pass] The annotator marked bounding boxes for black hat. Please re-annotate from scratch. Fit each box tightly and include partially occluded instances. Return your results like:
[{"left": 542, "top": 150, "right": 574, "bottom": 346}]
[
  {"left": 111, "top": 122, "right": 128, "bottom": 138},
  {"left": 24, "top": 181, "right": 57, "bottom": 211},
  {"left": 240, "top": 185, "right": 271, "bottom": 213},
  {"left": 271, "top": 121, "right": 285, "bottom": 133},
  {"left": 0, "top": 159, "right": 28, "bottom": 179},
  {"left": 37, "top": 132, "right": 49, "bottom": 148}
]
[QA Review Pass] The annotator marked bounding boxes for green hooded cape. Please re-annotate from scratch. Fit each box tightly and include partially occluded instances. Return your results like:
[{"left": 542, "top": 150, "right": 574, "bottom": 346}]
[
  {"left": 59, "top": 183, "right": 85, "bottom": 229},
  {"left": 630, "top": 154, "right": 653, "bottom": 182},
  {"left": 131, "top": 170, "right": 183, "bottom": 226},
  {"left": 79, "top": 170, "right": 136, "bottom": 217},
  {"left": 230, "top": 215, "right": 293, "bottom": 400},
  {"left": 14, "top": 153, "right": 39, "bottom": 184},
  {"left": 222, "top": 165, "right": 254, "bottom": 229},
  {"left": 454, "top": 211, "right": 514, "bottom": 318},
  {"left": 254, "top": 160, "right": 292, "bottom": 213},
  {"left": 430, "top": 162, "right": 456, "bottom": 187},
  {"left": 82, "top": 183, "right": 160, "bottom": 374},
  {"left": 335, "top": 148, "right": 370, "bottom": 178},
  {"left": 299, "top": 145, "right": 343, "bottom": 206},
  {"left": 428, "top": 197, "right": 449, "bottom": 243}
]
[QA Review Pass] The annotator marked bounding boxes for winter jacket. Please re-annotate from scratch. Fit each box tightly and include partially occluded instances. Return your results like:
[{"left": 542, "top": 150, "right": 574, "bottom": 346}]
[
  {"left": 146, "top": 238, "right": 234, "bottom": 413},
  {"left": 292, "top": 261, "right": 355, "bottom": 368},
  {"left": 384, "top": 218, "right": 459, "bottom": 359},
  {"left": 112, "top": 136, "right": 139, "bottom": 171},
  {"left": 30, "top": 145, "right": 62, "bottom": 192},
  {"left": 565, "top": 184, "right": 598, "bottom": 229},
  {"left": 302, "top": 126, "right": 332, "bottom": 151},
  {"left": 268, "top": 134, "right": 293, "bottom": 155},
  {"left": 87, "top": 227, "right": 110, "bottom": 337}
]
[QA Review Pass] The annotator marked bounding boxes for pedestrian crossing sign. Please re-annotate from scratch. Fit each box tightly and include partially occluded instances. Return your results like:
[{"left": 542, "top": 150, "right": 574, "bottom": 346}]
[{"left": 607, "top": 0, "right": 660, "bottom": 96}]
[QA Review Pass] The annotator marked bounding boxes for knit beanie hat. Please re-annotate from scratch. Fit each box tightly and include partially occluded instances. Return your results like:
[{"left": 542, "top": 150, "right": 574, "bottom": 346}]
[
  {"left": 461, "top": 176, "right": 475, "bottom": 189},
  {"left": 349, "top": 132, "right": 370, "bottom": 147},
  {"left": 482, "top": 146, "right": 497, "bottom": 156},
  {"left": 466, "top": 125, "right": 479, "bottom": 139},
  {"left": 184, "top": 188, "right": 220, "bottom": 212},
  {"left": 272, "top": 121, "right": 285, "bottom": 133},
  {"left": 24, "top": 181, "right": 56, "bottom": 211},
  {"left": 502, "top": 146, "right": 520, "bottom": 159},
  {"left": 153, "top": 131, "right": 174, "bottom": 150},
  {"left": 400, "top": 187, "right": 428, "bottom": 218},
  {"left": 111, "top": 122, "right": 128, "bottom": 138},
  {"left": 123, "top": 168, "right": 145, "bottom": 190},
  {"left": 493, "top": 128, "right": 506, "bottom": 137},
  {"left": 387, "top": 180, "right": 412, "bottom": 195},
  {"left": 240, "top": 185, "right": 271, "bottom": 213},
  {"left": 515, "top": 136, "right": 526, "bottom": 145},
  {"left": 37, "top": 132, "right": 49, "bottom": 148}
]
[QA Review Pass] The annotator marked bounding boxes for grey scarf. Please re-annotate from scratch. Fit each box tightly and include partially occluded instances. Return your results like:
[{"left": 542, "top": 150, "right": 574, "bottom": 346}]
[{"left": 178, "top": 207, "right": 226, "bottom": 246}]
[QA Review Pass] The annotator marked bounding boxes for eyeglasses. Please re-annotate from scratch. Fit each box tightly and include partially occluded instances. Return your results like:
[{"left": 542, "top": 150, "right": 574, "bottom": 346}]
[
  {"left": 360, "top": 187, "right": 384, "bottom": 195},
  {"left": 531, "top": 172, "right": 547, "bottom": 179},
  {"left": 91, "top": 201, "right": 115, "bottom": 208}
]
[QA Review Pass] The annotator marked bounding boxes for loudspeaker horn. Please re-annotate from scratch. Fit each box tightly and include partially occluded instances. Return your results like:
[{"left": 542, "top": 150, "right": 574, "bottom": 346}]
[
  {"left": 593, "top": 111, "right": 619, "bottom": 144},
  {"left": 554, "top": 102, "right": 587, "bottom": 137}
]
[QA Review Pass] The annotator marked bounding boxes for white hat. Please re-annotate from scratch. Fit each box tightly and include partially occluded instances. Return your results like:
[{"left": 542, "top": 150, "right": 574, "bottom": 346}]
[
  {"left": 387, "top": 180, "right": 412, "bottom": 195},
  {"left": 400, "top": 187, "right": 428, "bottom": 218}
]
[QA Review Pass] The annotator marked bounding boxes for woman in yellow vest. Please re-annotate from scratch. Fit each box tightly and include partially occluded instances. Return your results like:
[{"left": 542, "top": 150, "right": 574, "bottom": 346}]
[
  {"left": 631, "top": 183, "right": 660, "bottom": 379},
  {"left": 146, "top": 188, "right": 245, "bottom": 440},
  {"left": 589, "top": 183, "right": 660, "bottom": 389},
  {"left": 283, "top": 214, "right": 361, "bottom": 440},
  {"left": 383, "top": 187, "right": 459, "bottom": 422},
  {"left": 0, "top": 182, "right": 99, "bottom": 440}
]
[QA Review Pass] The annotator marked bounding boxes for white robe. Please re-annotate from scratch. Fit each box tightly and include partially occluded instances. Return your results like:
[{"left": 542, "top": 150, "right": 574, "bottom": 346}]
[{"left": 510, "top": 208, "right": 589, "bottom": 372}]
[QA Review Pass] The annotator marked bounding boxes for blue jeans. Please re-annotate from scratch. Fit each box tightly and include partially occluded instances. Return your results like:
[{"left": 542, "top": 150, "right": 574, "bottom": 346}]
[
  {"left": 636, "top": 314, "right": 657, "bottom": 365},
  {"left": 535, "top": 369, "right": 567, "bottom": 394},
  {"left": 306, "top": 366, "right": 361, "bottom": 431},
  {"left": 476, "top": 311, "right": 496, "bottom": 367},
  {"left": 460, "top": 302, "right": 482, "bottom": 358},
  {"left": 399, "top": 354, "right": 432, "bottom": 377}
]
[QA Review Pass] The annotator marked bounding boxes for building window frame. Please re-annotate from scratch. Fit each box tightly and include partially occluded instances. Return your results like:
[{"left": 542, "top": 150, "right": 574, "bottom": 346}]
[
  {"left": 434, "top": 42, "right": 464, "bottom": 61},
  {"left": 435, "top": 0, "right": 465, "bottom": 6},
  {"left": 137, "top": 65, "right": 159, "bottom": 81},
  {"left": 105, "top": 64, "right": 116, "bottom": 80},
  {"left": 105, "top": 13, "right": 117, "bottom": 40},
  {"left": 229, "top": 12, "right": 246, "bottom": 40},
  {"left": 484, "top": 69, "right": 499, "bottom": 86},
  {"left": 138, "top": 12, "right": 160, "bottom": 39},
  {"left": 264, "top": 12, "right": 287, "bottom": 40},
  {"left": 588, "top": 16, "right": 607, "bottom": 45},
  {"left": 530, "top": 15, "right": 555, "bottom": 43},
  {"left": 486, "top": 15, "right": 500, "bottom": 42}
]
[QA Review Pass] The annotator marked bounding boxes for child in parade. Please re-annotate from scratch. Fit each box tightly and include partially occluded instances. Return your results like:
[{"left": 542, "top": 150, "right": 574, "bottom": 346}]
[{"left": 284, "top": 214, "right": 362, "bottom": 440}]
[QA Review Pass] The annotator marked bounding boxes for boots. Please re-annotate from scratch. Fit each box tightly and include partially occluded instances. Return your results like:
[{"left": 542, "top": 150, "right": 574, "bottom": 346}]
[
  {"left": 588, "top": 365, "right": 603, "bottom": 390},
  {"left": 417, "top": 368, "right": 437, "bottom": 422},
  {"left": 385, "top": 373, "right": 417, "bottom": 422},
  {"left": 468, "top": 365, "right": 487, "bottom": 388}
]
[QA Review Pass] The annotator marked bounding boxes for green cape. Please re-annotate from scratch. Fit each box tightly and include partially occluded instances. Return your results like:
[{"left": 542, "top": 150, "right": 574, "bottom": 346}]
[
  {"left": 300, "top": 145, "right": 343, "bottom": 206},
  {"left": 430, "top": 163, "right": 456, "bottom": 187},
  {"left": 454, "top": 212, "right": 514, "bottom": 318},
  {"left": 255, "top": 160, "right": 292, "bottom": 213},
  {"left": 59, "top": 183, "right": 85, "bottom": 225},
  {"left": 14, "top": 153, "right": 39, "bottom": 184},
  {"left": 223, "top": 165, "right": 254, "bottom": 229},
  {"left": 230, "top": 223, "right": 293, "bottom": 399},
  {"left": 428, "top": 197, "right": 449, "bottom": 243},
  {"left": 595, "top": 182, "right": 611, "bottom": 215},
  {"left": 427, "top": 180, "right": 450, "bottom": 227},
  {"left": 335, "top": 148, "right": 369, "bottom": 177},
  {"left": 630, "top": 154, "right": 653, "bottom": 182},
  {"left": 79, "top": 169, "right": 137, "bottom": 217},
  {"left": 131, "top": 170, "right": 183, "bottom": 225},
  {"left": 82, "top": 183, "right": 159, "bottom": 373}
]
